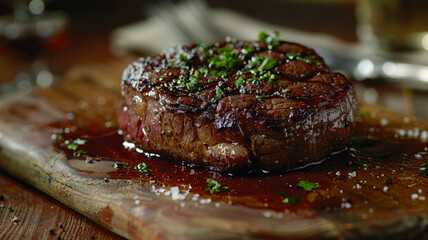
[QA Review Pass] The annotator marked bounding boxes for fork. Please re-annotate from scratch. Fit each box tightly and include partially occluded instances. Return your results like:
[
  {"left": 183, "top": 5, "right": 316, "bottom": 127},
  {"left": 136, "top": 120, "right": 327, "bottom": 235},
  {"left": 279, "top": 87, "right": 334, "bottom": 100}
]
[{"left": 143, "top": 0, "right": 224, "bottom": 45}]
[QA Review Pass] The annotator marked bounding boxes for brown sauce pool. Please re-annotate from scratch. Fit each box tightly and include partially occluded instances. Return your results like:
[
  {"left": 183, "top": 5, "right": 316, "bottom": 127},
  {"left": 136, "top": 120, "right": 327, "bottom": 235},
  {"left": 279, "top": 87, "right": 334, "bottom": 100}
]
[{"left": 50, "top": 117, "right": 428, "bottom": 219}]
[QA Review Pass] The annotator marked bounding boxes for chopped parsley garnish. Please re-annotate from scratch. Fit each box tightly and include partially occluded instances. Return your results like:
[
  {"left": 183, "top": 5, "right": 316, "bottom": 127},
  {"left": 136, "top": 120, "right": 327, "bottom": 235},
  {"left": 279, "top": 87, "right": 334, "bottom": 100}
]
[
  {"left": 286, "top": 52, "right": 323, "bottom": 66},
  {"left": 66, "top": 139, "right": 88, "bottom": 156},
  {"left": 161, "top": 167, "right": 167, "bottom": 172},
  {"left": 114, "top": 162, "right": 130, "bottom": 169},
  {"left": 198, "top": 66, "right": 227, "bottom": 79},
  {"left": 167, "top": 54, "right": 192, "bottom": 68},
  {"left": 256, "top": 95, "right": 265, "bottom": 99},
  {"left": 179, "top": 54, "right": 190, "bottom": 65},
  {"left": 74, "top": 150, "right": 88, "bottom": 156},
  {"left": 297, "top": 180, "right": 319, "bottom": 191},
  {"left": 186, "top": 71, "right": 201, "bottom": 91},
  {"left": 52, "top": 133, "right": 62, "bottom": 140},
  {"left": 350, "top": 137, "right": 377, "bottom": 147},
  {"left": 234, "top": 55, "right": 278, "bottom": 89},
  {"left": 351, "top": 160, "right": 365, "bottom": 170},
  {"left": 74, "top": 138, "right": 87, "bottom": 145},
  {"left": 247, "top": 56, "right": 264, "bottom": 68},
  {"left": 198, "top": 66, "right": 209, "bottom": 74},
  {"left": 208, "top": 46, "right": 241, "bottom": 71},
  {"left": 171, "top": 71, "right": 201, "bottom": 91},
  {"left": 281, "top": 195, "right": 301, "bottom": 204},
  {"left": 258, "top": 31, "right": 281, "bottom": 49},
  {"left": 258, "top": 57, "right": 277, "bottom": 70},
  {"left": 242, "top": 46, "right": 256, "bottom": 56},
  {"left": 235, "top": 70, "right": 277, "bottom": 88},
  {"left": 421, "top": 162, "right": 428, "bottom": 177},
  {"left": 206, "top": 178, "right": 229, "bottom": 194},
  {"left": 211, "top": 86, "right": 225, "bottom": 102},
  {"left": 137, "top": 162, "right": 152, "bottom": 173},
  {"left": 359, "top": 112, "right": 371, "bottom": 117},
  {"left": 247, "top": 56, "right": 278, "bottom": 71},
  {"left": 374, "top": 151, "right": 393, "bottom": 158},
  {"left": 235, "top": 76, "right": 246, "bottom": 87},
  {"left": 171, "top": 75, "right": 186, "bottom": 89},
  {"left": 215, "top": 70, "right": 228, "bottom": 78},
  {"left": 67, "top": 142, "right": 79, "bottom": 151}
]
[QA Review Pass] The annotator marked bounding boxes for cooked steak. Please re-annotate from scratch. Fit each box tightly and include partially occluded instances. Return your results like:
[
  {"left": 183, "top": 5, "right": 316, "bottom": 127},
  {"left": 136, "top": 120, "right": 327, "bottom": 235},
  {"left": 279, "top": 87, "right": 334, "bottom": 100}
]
[{"left": 118, "top": 33, "right": 359, "bottom": 172}]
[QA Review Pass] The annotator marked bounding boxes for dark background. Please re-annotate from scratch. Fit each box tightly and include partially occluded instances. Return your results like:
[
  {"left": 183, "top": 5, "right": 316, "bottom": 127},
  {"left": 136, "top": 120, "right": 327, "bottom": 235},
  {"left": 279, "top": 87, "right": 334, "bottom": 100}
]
[{"left": 0, "top": 0, "right": 357, "bottom": 78}]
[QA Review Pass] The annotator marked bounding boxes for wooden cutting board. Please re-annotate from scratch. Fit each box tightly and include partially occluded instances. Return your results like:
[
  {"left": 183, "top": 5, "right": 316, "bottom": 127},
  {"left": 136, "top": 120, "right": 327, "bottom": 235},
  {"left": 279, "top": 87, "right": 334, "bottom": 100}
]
[{"left": 0, "top": 63, "right": 427, "bottom": 240}]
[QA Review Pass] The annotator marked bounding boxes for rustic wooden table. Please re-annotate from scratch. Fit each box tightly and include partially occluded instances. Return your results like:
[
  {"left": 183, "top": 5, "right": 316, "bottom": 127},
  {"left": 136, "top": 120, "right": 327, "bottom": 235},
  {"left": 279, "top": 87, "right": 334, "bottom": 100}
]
[{"left": 0, "top": 2, "right": 140, "bottom": 239}]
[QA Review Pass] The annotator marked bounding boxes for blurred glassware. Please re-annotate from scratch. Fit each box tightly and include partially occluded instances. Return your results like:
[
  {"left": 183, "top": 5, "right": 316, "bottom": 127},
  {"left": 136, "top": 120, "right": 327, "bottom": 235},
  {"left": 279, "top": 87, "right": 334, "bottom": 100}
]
[
  {"left": 0, "top": 0, "right": 69, "bottom": 93},
  {"left": 356, "top": 0, "right": 428, "bottom": 53}
]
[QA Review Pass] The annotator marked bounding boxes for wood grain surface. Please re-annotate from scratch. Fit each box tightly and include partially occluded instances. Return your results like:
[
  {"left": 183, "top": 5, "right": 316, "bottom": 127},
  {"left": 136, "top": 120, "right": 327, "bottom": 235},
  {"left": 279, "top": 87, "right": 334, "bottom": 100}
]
[
  {"left": 0, "top": 172, "right": 123, "bottom": 240},
  {"left": 0, "top": 63, "right": 427, "bottom": 240}
]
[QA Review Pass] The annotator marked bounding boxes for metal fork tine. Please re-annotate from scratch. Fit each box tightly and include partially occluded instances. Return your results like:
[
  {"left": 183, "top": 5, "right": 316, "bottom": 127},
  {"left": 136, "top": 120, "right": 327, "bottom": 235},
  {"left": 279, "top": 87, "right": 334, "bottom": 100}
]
[
  {"left": 143, "top": 0, "right": 223, "bottom": 45},
  {"left": 185, "top": 0, "right": 223, "bottom": 40},
  {"left": 143, "top": 0, "right": 194, "bottom": 45}
]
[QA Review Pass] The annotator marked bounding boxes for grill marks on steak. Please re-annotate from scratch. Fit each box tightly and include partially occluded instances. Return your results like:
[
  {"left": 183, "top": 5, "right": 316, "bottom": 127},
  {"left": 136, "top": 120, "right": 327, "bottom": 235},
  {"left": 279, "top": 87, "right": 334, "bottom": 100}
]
[{"left": 119, "top": 40, "right": 359, "bottom": 172}]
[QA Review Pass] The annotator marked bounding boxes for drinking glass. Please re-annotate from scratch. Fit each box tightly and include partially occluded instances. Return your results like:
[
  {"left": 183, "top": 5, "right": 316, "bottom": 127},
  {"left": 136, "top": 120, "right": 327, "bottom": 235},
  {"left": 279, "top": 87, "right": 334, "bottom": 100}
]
[
  {"left": 0, "top": 0, "right": 69, "bottom": 93},
  {"left": 356, "top": 0, "right": 428, "bottom": 54}
]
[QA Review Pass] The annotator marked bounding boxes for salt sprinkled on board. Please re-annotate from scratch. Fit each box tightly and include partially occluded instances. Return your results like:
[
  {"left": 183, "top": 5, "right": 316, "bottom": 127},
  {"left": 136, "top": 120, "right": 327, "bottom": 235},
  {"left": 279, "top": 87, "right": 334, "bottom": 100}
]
[
  {"left": 341, "top": 202, "right": 352, "bottom": 209},
  {"left": 262, "top": 211, "right": 272, "bottom": 218},
  {"left": 421, "top": 131, "right": 428, "bottom": 142},
  {"left": 396, "top": 129, "right": 406, "bottom": 137},
  {"left": 348, "top": 171, "right": 357, "bottom": 178},
  {"left": 380, "top": 118, "right": 389, "bottom": 126}
]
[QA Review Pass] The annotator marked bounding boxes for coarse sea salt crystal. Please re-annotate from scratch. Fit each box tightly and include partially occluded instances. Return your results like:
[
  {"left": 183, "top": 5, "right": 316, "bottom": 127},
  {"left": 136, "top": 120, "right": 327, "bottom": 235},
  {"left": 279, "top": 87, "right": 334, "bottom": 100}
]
[
  {"left": 380, "top": 118, "right": 389, "bottom": 126},
  {"left": 262, "top": 211, "right": 272, "bottom": 218},
  {"left": 341, "top": 202, "right": 352, "bottom": 209},
  {"left": 421, "top": 131, "right": 428, "bottom": 142},
  {"left": 397, "top": 129, "right": 406, "bottom": 137}
]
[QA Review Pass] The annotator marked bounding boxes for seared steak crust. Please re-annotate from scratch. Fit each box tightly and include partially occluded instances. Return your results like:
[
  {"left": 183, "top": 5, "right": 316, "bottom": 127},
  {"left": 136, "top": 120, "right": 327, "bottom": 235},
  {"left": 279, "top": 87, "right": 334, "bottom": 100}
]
[{"left": 118, "top": 40, "right": 359, "bottom": 172}]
